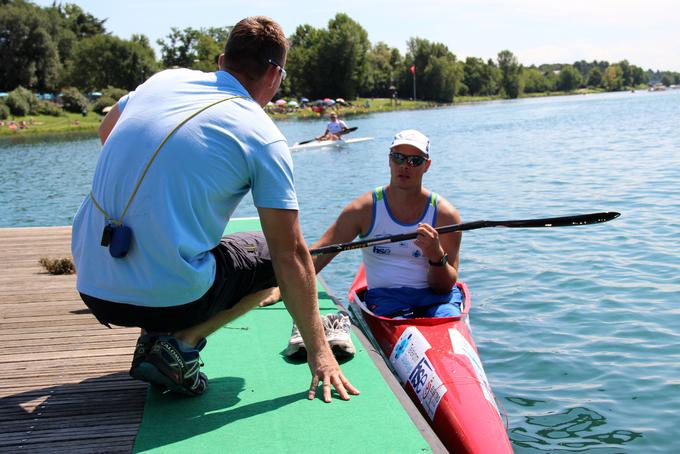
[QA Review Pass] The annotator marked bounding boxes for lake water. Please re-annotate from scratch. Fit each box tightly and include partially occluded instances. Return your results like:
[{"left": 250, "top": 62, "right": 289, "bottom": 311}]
[{"left": 1, "top": 90, "right": 679, "bottom": 453}]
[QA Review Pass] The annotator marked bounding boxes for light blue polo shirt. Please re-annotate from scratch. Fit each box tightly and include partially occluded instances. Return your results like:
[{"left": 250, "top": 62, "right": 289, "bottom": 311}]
[{"left": 72, "top": 69, "right": 297, "bottom": 307}]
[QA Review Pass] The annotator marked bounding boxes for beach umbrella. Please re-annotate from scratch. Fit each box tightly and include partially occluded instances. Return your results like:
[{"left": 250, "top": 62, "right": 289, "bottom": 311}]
[
  {"left": 300, "top": 97, "right": 310, "bottom": 103},
  {"left": 275, "top": 99, "right": 287, "bottom": 106},
  {"left": 287, "top": 100, "right": 299, "bottom": 107},
  {"left": 102, "top": 106, "right": 113, "bottom": 113},
  {"left": 266, "top": 101, "right": 274, "bottom": 106},
  {"left": 336, "top": 98, "right": 345, "bottom": 103}
]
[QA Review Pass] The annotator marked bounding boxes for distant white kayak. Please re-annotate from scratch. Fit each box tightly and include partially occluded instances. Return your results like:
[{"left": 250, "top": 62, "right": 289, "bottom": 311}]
[{"left": 289, "top": 137, "right": 374, "bottom": 151}]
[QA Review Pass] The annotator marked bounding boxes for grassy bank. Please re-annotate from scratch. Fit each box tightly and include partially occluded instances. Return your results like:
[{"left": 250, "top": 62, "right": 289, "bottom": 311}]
[
  {"left": 0, "top": 89, "right": 633, "bottom": 140},
  {"left": 0, "top": 112, "right": 101, "bottom": 139}
]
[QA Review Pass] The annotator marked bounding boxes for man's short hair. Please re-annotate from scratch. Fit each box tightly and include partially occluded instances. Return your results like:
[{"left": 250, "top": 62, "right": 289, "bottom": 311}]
[{"left": 223, "top": 16, "right": 289, "bottom": 80}]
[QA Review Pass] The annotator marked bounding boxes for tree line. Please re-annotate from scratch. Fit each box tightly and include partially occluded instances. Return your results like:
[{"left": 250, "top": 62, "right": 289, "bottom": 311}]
[{"left": 2, "top": 1, "right": 680, "bottom": 106}]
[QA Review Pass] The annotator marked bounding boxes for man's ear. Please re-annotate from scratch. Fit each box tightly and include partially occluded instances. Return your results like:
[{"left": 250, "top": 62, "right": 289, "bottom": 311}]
[
  {"left": 424, "top": 159, "right": 432, "bottom": 173},
  {"left": 217, "top": 53, "right": 225, "bottom": 70}
]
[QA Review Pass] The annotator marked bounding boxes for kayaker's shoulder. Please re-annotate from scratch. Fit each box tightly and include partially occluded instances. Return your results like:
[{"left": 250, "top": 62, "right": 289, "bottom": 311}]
[
  {"left": 341, "top": 190, "right": 374, "bottom": 216},
  {"left": 432, "top": 193, "right": 462, "bottom": 224}
]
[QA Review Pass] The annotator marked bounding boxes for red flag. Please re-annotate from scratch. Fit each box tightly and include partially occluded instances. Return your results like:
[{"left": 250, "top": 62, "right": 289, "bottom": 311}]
[{"left": 410, "top": 65, "right": 416, "bottom": 74}]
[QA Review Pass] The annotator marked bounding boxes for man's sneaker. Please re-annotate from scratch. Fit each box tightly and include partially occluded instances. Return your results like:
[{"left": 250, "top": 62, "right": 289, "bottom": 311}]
[
  {"left": 284, "top": 323, "right": 306, "bottom": 358},
  {"left": 323, "top": 312, "right": 356, "bottom": 357},
  {"left": 132, "top": 336, "right": 208, "bottom": 396},
  {"left": 129, "top": 334, "right": 157, "bottom": 380}
]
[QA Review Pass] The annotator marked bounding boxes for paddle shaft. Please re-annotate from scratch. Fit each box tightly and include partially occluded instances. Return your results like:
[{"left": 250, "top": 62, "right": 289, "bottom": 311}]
[
  {"left": 309, "top": 212, "right": 620, "bottom": 256},
  {"left": 297, "top": 126, "right": 358, "bottom": 145}
]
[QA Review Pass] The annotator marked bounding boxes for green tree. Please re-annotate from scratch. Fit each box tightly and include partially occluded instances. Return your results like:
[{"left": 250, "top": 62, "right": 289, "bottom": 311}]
[
  {"left": 67, "top": 34, "right": 158, "bottom": 90},
  {"left": 463, "top": 57, "right": 486, "bottom": 95},
  {"left": 401, "top": 38, "right": 460, "bottom": 102},
  {"left": 364, "top": 42, "right": 401, "bottom": 97},
  {"left": 158, "top": 26, "right": 232, "bottom": 70},
  {"left": 284, "top": 24, "right": 323, "bottom": 98},
  {"left": 0, "top": 0, "right": 61, "bottom": 91},
  {"left": 314, "top": 13, "right": 371, "bottom": 99},
  {"left": 557, "top": 64, "right": 582, "bottom": 91},
  {"left": 660, "top": 74, "right": 672, "bottom": 87},
  {"left": 158, "top": 27, "right": 200, "bottom": 68},
  {"left": 60, "top": 86, "right": 88, "bottom": 113},
  {"left": 586, "top": 66, "right": 604, "bottom": 88},
  {"left": 618, "top": 59, "right": 632, "bottom": 87},
  {"left": 604, "top": 64, "right": 624, "bottom": 91},
  {"left": 522, "top": 67, "right": 553, "bottom": 93},
  {"left": 497, "top": 50, "right": 522, "bottom": 98},
  {"left": 58, "top": 3, "right": 107, "bottom": 38},
  {"left": 630, "top": 65, "right": 647, "bottom": 86}
]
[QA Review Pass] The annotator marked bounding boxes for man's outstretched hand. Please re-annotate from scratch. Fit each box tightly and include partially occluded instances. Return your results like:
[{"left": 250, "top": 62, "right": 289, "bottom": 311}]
[{"left": 307, "top": 350, "right": 360, "bottom": 403}]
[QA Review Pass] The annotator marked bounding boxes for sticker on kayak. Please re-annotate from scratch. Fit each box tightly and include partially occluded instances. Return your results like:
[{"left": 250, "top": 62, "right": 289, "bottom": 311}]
[
  {"left": 449, "top": 328, "right": 498, "bottom": 413},
  {"left": 408, "top": 356, "right": 447, "bottom": 419},
  {"left": 389, "top": 327, "right": 431, "bottom": 381},
  {"left": 389, "top": 327, "right": 446, "bottom": 420}
]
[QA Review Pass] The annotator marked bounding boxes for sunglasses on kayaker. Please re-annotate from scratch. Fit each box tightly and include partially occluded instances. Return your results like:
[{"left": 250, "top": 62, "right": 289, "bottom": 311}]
[
  {"left": 267, "top": 59, "right": 287, "bottom": 81},
  {"left": 389, "top": 151, "right": 428, "bottom": 167}
]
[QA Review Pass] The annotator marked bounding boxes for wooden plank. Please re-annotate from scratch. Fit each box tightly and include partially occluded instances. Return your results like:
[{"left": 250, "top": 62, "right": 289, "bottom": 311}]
[{"left": 0, "top": 226, "right": 145, "bottom": 452}]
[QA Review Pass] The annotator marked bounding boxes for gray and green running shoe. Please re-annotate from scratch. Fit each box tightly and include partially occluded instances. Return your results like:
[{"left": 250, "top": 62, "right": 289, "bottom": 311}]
[{"left": 132, "top": 336, "right": 208, "bottom": 396}]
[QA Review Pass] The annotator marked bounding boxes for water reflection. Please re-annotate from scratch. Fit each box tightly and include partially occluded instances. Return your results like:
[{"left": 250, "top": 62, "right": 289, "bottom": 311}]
[{"left": 510, "top": 406, "right": 642, "bottom": 452}]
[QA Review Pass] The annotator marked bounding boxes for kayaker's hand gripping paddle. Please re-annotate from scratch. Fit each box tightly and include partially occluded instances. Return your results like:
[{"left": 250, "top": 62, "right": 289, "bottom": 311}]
[{"left": 310, "top": 211, "right": 621, "bottom": 256}]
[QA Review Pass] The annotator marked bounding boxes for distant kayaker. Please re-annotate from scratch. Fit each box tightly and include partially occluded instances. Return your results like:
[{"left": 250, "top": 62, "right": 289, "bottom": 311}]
[
  {"left": 71, "top": 16, "right": 358, "bottom": 402},
  {"left": 316, "top": 112, "right": 350, "bottom": 141},
  {"left": 312, "top": 129, "right": 463, "bottom": 318}
]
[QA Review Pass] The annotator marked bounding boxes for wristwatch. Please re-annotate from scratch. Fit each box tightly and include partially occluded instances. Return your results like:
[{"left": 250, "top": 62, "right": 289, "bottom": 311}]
[{"left": 428, "top": 252, "right": 448, "bottom": 267}]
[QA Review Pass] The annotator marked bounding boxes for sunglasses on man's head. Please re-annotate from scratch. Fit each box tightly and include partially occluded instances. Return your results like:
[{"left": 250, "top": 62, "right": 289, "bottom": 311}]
[{"left": 389, "top": 151, "right": 428, "bottom": 167}]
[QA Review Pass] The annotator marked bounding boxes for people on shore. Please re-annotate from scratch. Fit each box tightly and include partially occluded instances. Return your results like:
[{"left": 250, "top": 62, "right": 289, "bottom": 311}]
[
  {"left": 316, "top": 112, "right": 350, "bottom": 141},
  {"left": 71, "top": 16, "right": 358, "bottom": 402},
  {"left": 311, "top": 129, "right": 463, "bottom": 318}
]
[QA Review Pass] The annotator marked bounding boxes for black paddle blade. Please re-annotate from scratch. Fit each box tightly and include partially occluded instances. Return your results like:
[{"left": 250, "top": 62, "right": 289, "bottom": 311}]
[{"left": 488, "top": 211, "right": 621, "bottom": 229}]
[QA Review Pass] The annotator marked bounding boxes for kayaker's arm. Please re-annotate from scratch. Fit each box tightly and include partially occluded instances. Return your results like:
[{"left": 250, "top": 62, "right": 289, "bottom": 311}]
[
  {"left": 415, "top": 199, "right": 462, "bottom": 294},
  {"left": 258, "top": 207, "right": 359, "bottom": 403},
  {"left": 98, "top": 102, "right": 121, "bottom": 144},
  {"left": 310, "top": 192, "right": 373, "bottom": 273}
]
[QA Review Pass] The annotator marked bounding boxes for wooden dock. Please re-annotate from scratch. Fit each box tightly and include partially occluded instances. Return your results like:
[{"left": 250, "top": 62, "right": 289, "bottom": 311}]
[{"left": 0, "top": 226, "right": 146, "bottom": 453}]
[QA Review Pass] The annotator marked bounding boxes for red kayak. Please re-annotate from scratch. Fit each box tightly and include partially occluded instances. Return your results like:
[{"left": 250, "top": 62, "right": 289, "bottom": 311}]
[{"left": 348, "top": 265, "right": 513, "bottom": 453}]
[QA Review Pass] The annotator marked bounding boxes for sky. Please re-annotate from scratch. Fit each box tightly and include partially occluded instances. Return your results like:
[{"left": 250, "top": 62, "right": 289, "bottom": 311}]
[{"left": 33, "top": 0, "right": 680, "bottom": 72}]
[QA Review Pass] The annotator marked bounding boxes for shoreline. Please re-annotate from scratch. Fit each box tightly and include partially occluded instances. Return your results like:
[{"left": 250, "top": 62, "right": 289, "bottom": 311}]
[{"left": 0, "top": 88, "right": 640, "bottom": 143}]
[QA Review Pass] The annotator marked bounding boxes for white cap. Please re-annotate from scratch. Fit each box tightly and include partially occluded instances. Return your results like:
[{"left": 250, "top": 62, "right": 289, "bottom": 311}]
[{"left": 390, "top": 129, "right": 430, "bottom": 155}]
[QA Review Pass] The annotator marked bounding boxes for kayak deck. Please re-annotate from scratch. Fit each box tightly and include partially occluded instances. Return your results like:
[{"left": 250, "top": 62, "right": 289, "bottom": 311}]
[
  {"left": 289, "top": 137, "right": 373, "bottom": 151},
  {"left": 132, "top": 217, "right": 442, "bottom": 453}
]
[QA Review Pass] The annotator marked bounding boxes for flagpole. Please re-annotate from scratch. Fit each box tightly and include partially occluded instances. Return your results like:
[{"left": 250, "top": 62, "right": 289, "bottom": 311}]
[{"left": 413, "top": 69, "right": 416, "bottom": 100}]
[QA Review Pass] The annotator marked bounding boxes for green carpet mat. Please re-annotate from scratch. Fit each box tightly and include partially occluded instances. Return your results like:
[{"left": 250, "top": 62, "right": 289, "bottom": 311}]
[{"left": 132, "top": 218, "right": 431, "bottom": 453}]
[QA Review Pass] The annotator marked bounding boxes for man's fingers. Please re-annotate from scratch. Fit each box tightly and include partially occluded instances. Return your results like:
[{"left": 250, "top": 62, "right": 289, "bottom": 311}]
[
  {"left": 323, "top": 381, "right": 332, "bottom": 403},
  {"left": 308, "top": 375, "right": 319, "bottom": 400},
  {"left": 340, "top": 374, "right": 361, "bottom": 396}
]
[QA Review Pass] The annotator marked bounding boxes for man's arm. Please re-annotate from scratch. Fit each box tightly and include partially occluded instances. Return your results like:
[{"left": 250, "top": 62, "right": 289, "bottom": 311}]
[
  {"left": 310, "top": 192, "right": 373, "bottom": 274},
  {"left": 98, "top": 102, "right": 122, "bottom": 144},
  {"left": 316, "top": 127, "right": 330, "bottom": 140},
  {"left": 414, "top": 197, "right": 462, "bottom": 294},
  {"left": 258, "top": 207, "right": 360, "bottom": 403}
]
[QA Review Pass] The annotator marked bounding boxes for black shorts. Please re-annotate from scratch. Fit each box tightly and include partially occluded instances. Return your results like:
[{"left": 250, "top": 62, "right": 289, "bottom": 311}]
[{"left": 80, "top": 232, "right": 277, "bottom": 332}]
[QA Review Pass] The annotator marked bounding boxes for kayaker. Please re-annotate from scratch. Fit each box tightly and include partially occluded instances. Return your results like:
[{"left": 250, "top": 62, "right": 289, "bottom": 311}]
[
  {"left": 316, "top": 112, "right": 350, "bottom": 141},
  {"left": 312, "top": 129, "right": 463, "bottom": 318},
  {"left": 71, "top": 16, "right": 358, "bottom": 403}
]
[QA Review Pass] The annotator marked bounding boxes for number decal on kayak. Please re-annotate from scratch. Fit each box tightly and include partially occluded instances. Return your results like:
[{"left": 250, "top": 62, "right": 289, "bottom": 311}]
[{"left": 389, "top": 327, "right": 446, "bottom": 419}]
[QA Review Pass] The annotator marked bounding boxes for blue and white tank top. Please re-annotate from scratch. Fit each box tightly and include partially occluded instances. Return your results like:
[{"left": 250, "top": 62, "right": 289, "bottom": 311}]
[{"left": 360, "top": 186, "right": 438, "bottom": 290}]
